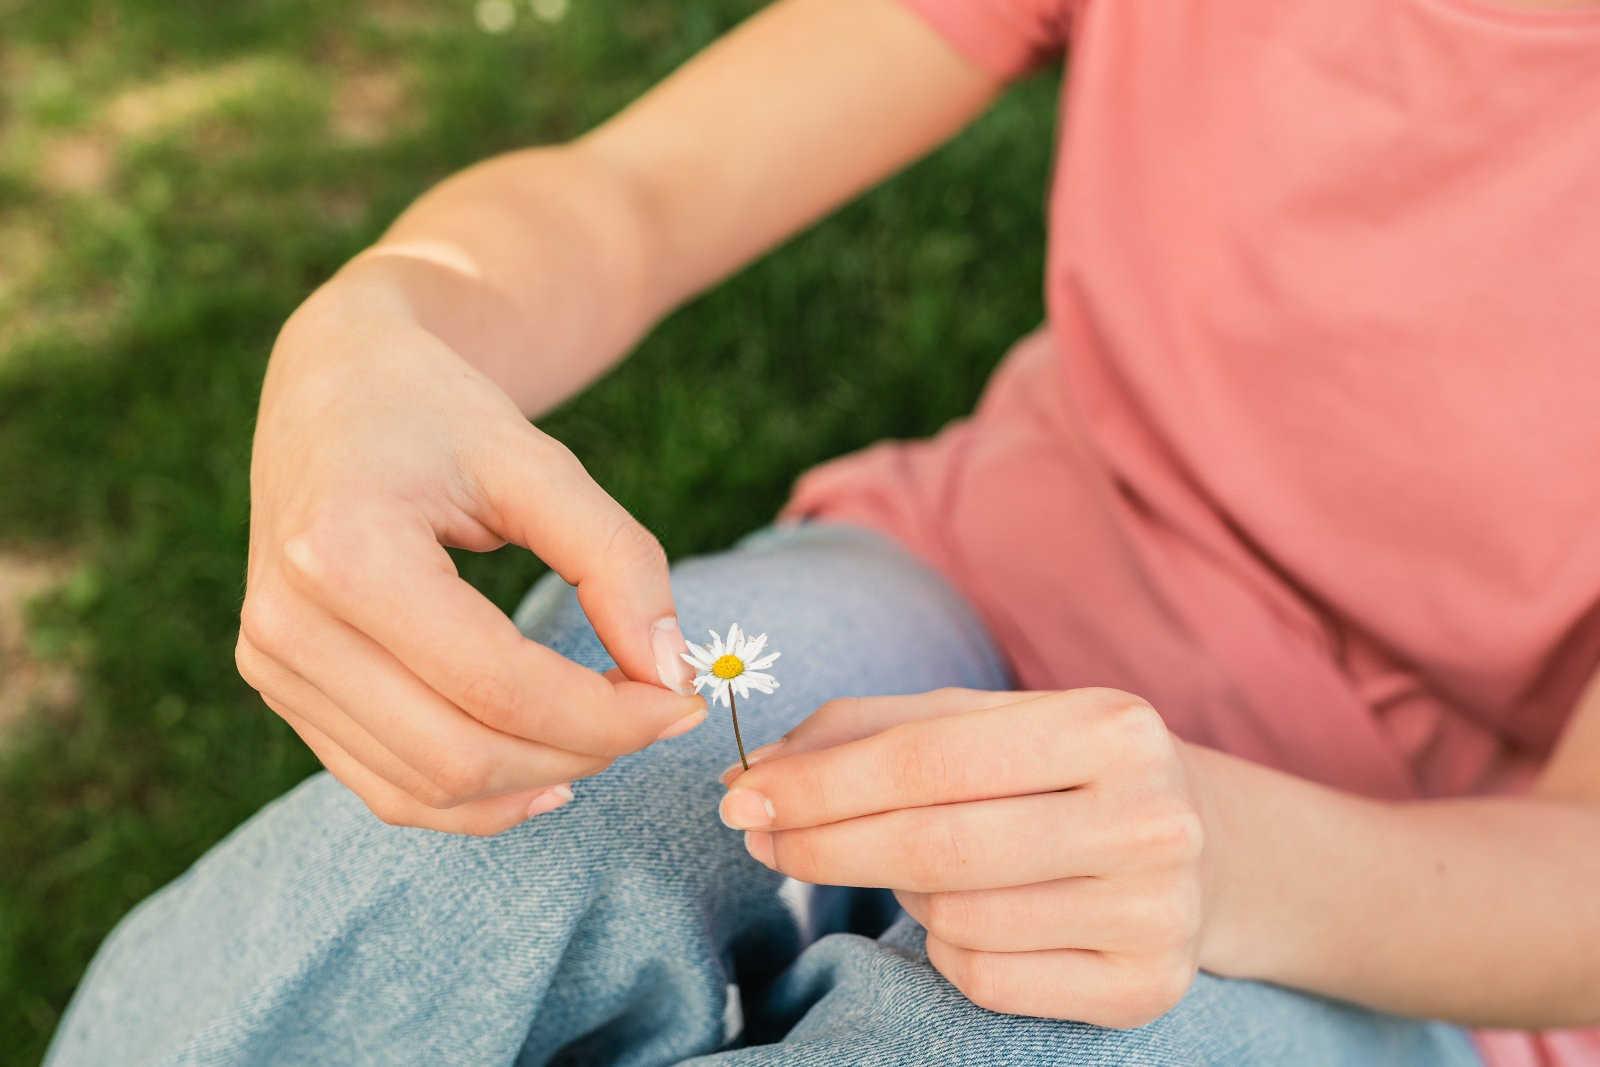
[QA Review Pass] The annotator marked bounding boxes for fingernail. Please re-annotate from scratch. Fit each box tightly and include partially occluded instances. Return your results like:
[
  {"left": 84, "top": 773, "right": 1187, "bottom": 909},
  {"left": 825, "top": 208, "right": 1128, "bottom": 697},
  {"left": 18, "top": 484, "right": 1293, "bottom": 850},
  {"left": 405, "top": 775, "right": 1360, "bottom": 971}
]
[
  {"left": 744, "top": 831, "right": 776, "bottom": 867},
  {"left": 656, "top": 707, "right": 706, "bottom": 742},
  {"left": 719, "top": 740, "right": 784, "bottom": 784},
  {"left": 719, "top": 787, "right": 775, "bottom": 829},
  {"left": 745, "top": 739, "right": 785, "bottom": 766},
  {"left": 651, "top": 616, "right": 695, "bottom": 696},
  {"left": 526, "top": 783, "right": 574, "bottom": 818}
]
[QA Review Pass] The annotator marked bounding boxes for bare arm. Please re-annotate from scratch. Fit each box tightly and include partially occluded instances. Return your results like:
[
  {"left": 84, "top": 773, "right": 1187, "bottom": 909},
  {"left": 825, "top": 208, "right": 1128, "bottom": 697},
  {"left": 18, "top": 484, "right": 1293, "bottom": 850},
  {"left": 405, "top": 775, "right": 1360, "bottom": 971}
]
[
  {"left": 242, "top": 0, "right": 1008, "bottom": 834},
  {"left": 721, "top": 670, "right": 1600, "bottom": 1031},
  {"left": 315, "top": 0, "right": 1003, "bottom": 414},
  {"left": 1197, "top": 664, "right": 1600, "bottom": 1026}
]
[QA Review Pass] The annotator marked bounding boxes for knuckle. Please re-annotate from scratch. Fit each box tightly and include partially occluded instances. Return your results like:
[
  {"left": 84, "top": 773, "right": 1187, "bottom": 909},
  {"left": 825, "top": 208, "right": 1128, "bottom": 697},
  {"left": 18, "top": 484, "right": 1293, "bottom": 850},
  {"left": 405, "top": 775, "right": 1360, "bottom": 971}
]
[
  {"left": 424, "top": 752, "right": 494, "bottom": 805},
  {"left": 239, "top": 595, "right": 295, "bottom": 658},
  {"left": 566, "top": 676, "right": 634, "bottom": 755},
  {"left": 454, "top": 669, "right": 526, "bottom": 732},
  {"left": 886, "top": 726, "right": 958, "bottom": 800},
  {"left": 238, "top": 591, "right": 304, "bottom": 659},
  {"left": 573, "top": 668, "right": 617, "bottom": 716},
  {"left": 1100, "top": 695, "right": 1172, "bottom": 763},
  {"left": 410, "top": 777, "right": 460, "bottom": 810},
  {"left": 526, "top": 429, "right": 580, "bottom": 470},
  {"left": 899, "top": 809, "right": 964, "bottom": 888},
  {"left": 952, "top": 952, "right": 1010, "bottom": 1015},
  {"left": 1095, "top": 956, "right": 1194, "bottom": 1028},
  {"left": 1157, "top": 956, "right": 1199, "bottom": 1007},
  {"left": 363, "top": 793, "right": 416, "bottom": 829},
  {"left": 603, "top": 514, "right": 667, "bottom": 574},
  {"left": 784, "top": 756, "right": 837, "bottom": 823},
  {"left": 234, "top": 635, "right": 266, "bottom": 686},
  {"left": 812, "top": 696, "right": 862, "bottom": 730},
  {"left": 1139, "top": 806, "right": 1206, "bottom": 865},
  {"left": 281, "top": 513, "right": 357, "bottom": 587},
  {"left": 1133, "top": 958, "right": 1197, "bottom": 1022},
  {"left": 1128, "top": 886, "right": 1203, "bottom": 950},
  {"left": 923, "top": 892, "right": 977, "bottom": 945},
  {"left": 770, "top": 830, "right": 820, "bottom": 880}
]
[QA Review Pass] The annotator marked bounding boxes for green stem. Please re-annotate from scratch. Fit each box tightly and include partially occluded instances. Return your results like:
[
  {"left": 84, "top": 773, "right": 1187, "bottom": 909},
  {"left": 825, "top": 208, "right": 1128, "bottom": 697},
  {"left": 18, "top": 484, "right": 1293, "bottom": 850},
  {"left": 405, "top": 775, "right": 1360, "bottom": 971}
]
[{"left": 728, "top": 688, "right": 749, "bottom": 771}]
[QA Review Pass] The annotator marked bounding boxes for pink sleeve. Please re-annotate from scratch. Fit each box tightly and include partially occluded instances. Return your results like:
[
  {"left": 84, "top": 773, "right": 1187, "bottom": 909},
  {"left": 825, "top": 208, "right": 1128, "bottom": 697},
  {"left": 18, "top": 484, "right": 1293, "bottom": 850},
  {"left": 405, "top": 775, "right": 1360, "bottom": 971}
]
[{"left": 899, "top": 0, "right": 1073, "bottom": 80}]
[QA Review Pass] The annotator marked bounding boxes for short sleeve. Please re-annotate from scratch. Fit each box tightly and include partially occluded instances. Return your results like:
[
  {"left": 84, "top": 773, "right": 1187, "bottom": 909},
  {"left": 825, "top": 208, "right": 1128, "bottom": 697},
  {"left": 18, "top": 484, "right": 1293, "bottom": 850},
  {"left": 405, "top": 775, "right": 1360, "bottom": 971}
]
[{"left": 898, "top": 0, "right": 1073, "bottom": 81}]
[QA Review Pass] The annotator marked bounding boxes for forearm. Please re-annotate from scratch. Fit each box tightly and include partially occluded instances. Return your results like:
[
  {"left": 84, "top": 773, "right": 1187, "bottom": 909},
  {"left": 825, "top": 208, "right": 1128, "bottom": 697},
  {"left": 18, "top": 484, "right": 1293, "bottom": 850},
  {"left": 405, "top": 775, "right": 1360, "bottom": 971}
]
[
  {"left": 298, "top": 144, "right": 660, "bottom": 417},
  {"left": 285, "top": 0, "right": 1000, "bottom": 418},
  {"left": 1191, "top": 744, "right": 1600, "bottom": 1027}
]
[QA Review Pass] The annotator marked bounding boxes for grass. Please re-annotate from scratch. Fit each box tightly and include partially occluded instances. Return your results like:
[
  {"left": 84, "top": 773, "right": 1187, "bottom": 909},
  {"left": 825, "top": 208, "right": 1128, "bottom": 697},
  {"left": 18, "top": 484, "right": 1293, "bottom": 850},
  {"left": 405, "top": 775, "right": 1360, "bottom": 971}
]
[{"left": 0, "top": 1, "right": 1055, "bottom": 1058}]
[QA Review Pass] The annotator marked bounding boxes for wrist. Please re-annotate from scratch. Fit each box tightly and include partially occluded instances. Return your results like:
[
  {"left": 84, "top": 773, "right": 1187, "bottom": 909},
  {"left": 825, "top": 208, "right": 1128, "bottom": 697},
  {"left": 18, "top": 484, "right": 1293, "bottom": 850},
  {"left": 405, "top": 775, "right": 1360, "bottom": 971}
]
[
  {"left": 279, "top": 251, "right": 531, "bottom": 399},
  {"left": 1181, "top": 742, "right": 1321, "bottom": 982},
  {"left": 1181, "top": 743, "right": 1395, "bottom": 989},
  {"left": 1176, "top": 741, "right": 1248, "bottom": 976}
]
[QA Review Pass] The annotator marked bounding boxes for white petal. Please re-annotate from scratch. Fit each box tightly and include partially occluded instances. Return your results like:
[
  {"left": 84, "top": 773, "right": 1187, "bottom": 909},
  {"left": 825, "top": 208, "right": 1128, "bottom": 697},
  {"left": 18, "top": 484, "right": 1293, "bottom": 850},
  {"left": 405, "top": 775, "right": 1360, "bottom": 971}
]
[
  {"left": 726, "top": 623, "right": 743, "bottom": 657},
  {"left": 742, "top": 633, "right": 768, "bottom": 660},
  {"left": 710, "top": 680, "right": 731, "bottom": 707},
  {"left": 683, "top": 641, "right": 714, "bottom": 668},
  {"left": 730, "top": 675, "right": 751, "bottom": 699},
  {"left": 742, "top": 672, "right": 777, "bottom": 694},
  {"left": 708, "top": 629, "right": 726, "bottom": 657},
  {"left": 745, "top": 651, "right": 780, "bottom": 671}
]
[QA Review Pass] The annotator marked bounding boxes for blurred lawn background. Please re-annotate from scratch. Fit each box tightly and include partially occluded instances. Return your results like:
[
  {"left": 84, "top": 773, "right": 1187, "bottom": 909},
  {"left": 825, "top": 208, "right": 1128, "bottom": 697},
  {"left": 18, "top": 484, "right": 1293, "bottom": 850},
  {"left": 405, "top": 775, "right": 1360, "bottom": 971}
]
[{"left": 0, "top": 0, "right": 1053, "bottom": 1057}]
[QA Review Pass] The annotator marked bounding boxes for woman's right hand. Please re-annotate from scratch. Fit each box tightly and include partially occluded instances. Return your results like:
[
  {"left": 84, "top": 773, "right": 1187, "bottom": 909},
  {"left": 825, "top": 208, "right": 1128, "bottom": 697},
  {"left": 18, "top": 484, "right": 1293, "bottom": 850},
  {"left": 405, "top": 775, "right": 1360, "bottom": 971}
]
[
  {"left": 228, "top": 0, "right": 1008, "bottom": 836},
  {"left": 234, "top": 277, "right": 706, "bottom": 835}
]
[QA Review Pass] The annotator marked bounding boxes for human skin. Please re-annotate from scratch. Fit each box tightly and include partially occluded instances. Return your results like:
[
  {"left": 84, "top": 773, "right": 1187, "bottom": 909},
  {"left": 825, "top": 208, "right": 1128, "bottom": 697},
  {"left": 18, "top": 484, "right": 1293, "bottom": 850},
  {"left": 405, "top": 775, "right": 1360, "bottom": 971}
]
[
  {"left": 719, "top": 672, "right": 1600, "bottom": 1029},
  {"left": 242, "top": 0, "right": 1600, "bottom": 1029},
  {"left": 237, "top": 0, "right": 999, "bottom": 833}
]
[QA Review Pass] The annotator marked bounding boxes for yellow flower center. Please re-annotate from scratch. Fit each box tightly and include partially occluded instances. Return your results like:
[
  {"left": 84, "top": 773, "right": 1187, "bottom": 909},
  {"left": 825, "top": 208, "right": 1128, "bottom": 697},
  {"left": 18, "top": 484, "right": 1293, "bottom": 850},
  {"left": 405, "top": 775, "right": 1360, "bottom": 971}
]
[{"left": 711, "top": 654, "right": 745, "bottom": 680}]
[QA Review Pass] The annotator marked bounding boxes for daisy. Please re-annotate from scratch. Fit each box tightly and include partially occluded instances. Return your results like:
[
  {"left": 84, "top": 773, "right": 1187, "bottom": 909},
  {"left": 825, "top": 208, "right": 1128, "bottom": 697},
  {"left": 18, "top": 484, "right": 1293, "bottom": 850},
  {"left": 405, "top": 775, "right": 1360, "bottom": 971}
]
[{"left": 682, "top": 624, "right": 780, "bottom": 770}]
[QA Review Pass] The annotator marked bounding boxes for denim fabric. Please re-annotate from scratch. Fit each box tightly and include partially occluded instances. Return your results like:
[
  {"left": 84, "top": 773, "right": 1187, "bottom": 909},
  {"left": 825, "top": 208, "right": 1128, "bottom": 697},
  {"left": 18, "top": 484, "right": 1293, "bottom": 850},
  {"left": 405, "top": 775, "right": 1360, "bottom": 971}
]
[{"left": 49, "top": 524, "right": 1481, "bottom": 1066}]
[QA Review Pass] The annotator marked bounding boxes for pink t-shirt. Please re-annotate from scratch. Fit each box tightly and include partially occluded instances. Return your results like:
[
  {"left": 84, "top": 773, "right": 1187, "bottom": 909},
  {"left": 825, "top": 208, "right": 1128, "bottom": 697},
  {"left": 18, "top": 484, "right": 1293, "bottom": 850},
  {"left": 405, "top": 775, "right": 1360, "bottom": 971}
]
[{"left": 786, "top": 1, "right": 1600, "bottom": 1062}]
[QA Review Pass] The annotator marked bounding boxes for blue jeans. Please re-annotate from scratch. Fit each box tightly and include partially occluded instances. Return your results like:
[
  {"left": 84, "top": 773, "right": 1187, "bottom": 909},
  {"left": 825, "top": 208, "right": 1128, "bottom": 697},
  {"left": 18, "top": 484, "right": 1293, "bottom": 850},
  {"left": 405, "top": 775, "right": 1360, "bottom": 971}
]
[{"left": 49, "top": 525, "right": 1481, "bottom": 1066}]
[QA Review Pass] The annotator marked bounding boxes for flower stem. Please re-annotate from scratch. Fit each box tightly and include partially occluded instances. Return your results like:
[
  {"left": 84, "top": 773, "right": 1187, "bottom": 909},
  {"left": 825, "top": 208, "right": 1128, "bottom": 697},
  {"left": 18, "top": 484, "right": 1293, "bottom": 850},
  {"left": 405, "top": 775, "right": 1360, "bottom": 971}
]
[{"left": 728, "top": 688, "right": 749, "bottom": 771}]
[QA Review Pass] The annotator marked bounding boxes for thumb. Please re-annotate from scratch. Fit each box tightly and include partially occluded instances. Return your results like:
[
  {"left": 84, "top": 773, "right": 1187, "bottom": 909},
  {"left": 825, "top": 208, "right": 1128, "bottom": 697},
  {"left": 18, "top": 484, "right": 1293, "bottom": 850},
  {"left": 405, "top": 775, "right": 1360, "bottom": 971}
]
[{"left": 469, "top": 425, "right": 694, "bottom": 695}]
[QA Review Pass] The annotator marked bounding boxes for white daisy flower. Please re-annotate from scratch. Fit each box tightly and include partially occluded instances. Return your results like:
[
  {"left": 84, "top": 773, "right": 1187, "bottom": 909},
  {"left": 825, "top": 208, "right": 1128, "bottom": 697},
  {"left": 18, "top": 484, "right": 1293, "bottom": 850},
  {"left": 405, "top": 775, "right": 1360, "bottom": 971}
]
[{"left": 680, "top": 623, "right": 780, "bottom": 709}]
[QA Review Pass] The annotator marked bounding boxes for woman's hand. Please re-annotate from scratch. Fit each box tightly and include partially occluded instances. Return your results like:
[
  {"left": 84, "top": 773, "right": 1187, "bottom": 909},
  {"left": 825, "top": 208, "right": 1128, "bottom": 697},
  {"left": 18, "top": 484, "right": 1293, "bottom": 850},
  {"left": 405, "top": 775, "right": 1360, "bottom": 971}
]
[
  {"left": 234, "top": 0, "right": 1005, "bottom": 837},
  {"left": 234, "top": 277, "right": 706, "bottom": 836},
  {"left": 718, "top": 688, "right": 1209, "bottom": 1027}
]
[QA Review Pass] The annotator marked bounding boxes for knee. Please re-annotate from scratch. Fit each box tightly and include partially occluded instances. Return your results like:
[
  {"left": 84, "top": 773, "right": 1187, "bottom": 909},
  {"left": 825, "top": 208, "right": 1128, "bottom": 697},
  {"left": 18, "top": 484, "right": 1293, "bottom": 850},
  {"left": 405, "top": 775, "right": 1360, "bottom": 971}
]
[{"left": 285, "top": 724, "right": 747, "bottom": 902}]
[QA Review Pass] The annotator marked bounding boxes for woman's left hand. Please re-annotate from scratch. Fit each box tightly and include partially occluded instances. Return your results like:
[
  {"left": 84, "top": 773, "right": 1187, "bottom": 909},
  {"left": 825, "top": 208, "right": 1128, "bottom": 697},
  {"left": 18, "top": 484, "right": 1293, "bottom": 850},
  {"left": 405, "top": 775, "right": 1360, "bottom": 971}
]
[{"left": 718, "top": 687, "right": 1211, "bottom": 1028}]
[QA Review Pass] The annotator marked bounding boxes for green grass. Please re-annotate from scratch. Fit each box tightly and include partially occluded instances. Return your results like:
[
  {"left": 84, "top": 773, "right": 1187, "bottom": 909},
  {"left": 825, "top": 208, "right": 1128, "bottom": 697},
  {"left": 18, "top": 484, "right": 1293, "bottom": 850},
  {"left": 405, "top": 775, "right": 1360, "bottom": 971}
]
[{"left": 0, "top": 1, "right": 1055, "bottom": 1058}]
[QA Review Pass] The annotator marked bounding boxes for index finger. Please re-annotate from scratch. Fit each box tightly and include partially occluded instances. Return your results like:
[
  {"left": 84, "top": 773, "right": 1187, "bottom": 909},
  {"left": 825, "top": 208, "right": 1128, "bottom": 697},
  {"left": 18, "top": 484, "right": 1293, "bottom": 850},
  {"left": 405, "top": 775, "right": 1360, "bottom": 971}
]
[
  {"left": 282, "top": 510, "right": 705, "bottom": 756},
  {"left": 723, "top": 691, "right": 1122, "bottom": 831}
]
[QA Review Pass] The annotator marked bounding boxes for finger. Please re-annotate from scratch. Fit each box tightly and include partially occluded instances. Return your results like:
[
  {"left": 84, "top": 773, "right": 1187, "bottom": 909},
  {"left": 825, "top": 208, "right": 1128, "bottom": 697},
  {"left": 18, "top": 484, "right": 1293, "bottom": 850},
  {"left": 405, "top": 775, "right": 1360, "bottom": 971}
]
[
  {"left": 469, "top": 423, "right": 690, "bottom": 693},
  {"left": 751, "top": 792, "right": 1134, "bottom": 892},
  {"left": 926, "top": 935, "right": 1194, "bottom": 1029},
  {"left": 246, "top": 597, "right": 619, "bottom": 804},
  {"left": 266, "top": 698, "right": 568, "bottom": 835},
  {"left": 272, "top": 520, "right": 706, "bottom": 755},
  {"left": 238, "top": 635, "right": 473, "bottom": 807},
  {"left": 724, "top": 690, "right": 1143, "bottom": 828},
  {"left": 896, "top": 875, "right": 1199, "bottom": 954},
  {"left": 721, "top": 688, "right": 1032, "bottom": 784}
]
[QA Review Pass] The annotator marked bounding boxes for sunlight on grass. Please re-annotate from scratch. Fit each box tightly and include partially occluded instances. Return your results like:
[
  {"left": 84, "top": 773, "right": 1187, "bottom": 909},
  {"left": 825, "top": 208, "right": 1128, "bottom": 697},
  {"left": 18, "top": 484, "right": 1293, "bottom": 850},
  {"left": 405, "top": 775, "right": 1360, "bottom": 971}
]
[{"left": 0, "top": 2, "right": 1056, "bottom": 1057}]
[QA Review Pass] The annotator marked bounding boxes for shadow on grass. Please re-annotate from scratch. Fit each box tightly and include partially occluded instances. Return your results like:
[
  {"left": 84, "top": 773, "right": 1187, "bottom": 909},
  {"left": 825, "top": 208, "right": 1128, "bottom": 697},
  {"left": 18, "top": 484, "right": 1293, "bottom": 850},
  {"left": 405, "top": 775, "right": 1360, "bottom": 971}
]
[{"left": 0, "top": 0, "right": 1056, "bottom": 1056}]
